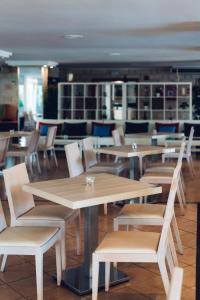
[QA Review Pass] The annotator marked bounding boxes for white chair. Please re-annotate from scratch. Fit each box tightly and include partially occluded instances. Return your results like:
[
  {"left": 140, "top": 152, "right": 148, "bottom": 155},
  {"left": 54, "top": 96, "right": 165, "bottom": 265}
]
[
  {"left": 38, "top": 126, "right": 58, "bottom": 168},
  {"left": 65, "top": 142, "right": 108, "bottom": 215},
  {"left": 0, "top": 136, "right": 10, "bottom": 169},
  {"left": 140, "top": 142, "right": 186, "bottom": 213},
  {"left": 83, "top": 136, "right": 127, "bottom": 175},
  {"left": 92, "top": 164, "right": 180, "bottom": 300},
  {"left": 168, "top": 267, "right": 183, "bottom": 300},
  {"left": 1, "top": 163, "right": 80, "bottom": 272},
  {"left": 7, "top": 130, "right": 41, "bottom": 176},
  {"left": 114, "top": 161, "right": 183, "bottom": 256},
  {"left": 112, "top": 128, "right": 143, "bottom": 177},
  {"left": 0, "top": 200, "right": 62, "bottom": 300},
  {"left": 64, "top": 142, "right": 84, "bottom": 177},
  {"left": 162, "top": 126, "right": 195, "bottom": 177}
]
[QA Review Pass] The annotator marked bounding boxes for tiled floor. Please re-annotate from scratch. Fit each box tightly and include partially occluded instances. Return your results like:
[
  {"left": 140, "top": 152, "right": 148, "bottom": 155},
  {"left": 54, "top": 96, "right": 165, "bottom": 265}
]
[{"left": 0, "top": 153, "right": 197, "bottom": 299}]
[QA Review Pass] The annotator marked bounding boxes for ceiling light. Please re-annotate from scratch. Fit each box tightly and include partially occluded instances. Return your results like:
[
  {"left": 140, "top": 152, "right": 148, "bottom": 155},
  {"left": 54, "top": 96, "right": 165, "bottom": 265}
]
[
  {"left": 64, "top": 34, "right": 84, "bottom": 39},
  {"left": 6, "top": 60, "right": 58, "bottom": 67},
  {"left": 0, "top": 50, "right": 12, "bottom": 58},
  {"left": 49, "top": 66, "right": 54, "bottom": 69},
  {"left": 43, "top": 65, "right": 47, "bottom": 68},
  {"left": 110, "top": 52, "right": 121, "bottom": 56}
]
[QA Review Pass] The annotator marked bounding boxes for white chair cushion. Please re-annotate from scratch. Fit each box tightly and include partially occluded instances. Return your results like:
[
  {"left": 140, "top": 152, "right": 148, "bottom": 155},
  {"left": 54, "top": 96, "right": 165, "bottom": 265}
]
[
  {"left": 18, "top": 205, "right": 75, "bottom": 222},
  {"left": 140, "top": 172, "right": 172, "bottom": 184},
  {"left": 145, "top": 162, "right": 176, "bottom": 172},
  {"left": 95, "top": 231, "right": 160, "bottom": 254},
  {"left": 0, "top": 226, "right": 59, "bottom": 247},
  {"left": 118, "top": 204, "right": 165, "bottom": 219},
  {"left": 87, "top": 161, "right": 127, "bottom": 174}
]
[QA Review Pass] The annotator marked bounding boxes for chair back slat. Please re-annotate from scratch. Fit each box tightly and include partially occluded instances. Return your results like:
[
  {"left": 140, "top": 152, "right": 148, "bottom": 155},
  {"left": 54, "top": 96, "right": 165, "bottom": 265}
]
[
  {"left": 45, "top": 126, "right": 57, "bottom": 148},
  {"left": 3, "top": 163, "right": 35, "bottom": 225},
  {"left": 0, "top": 136, "right": 10, "bottom": 166},
  {"left": 0, "top": 200, "right": 7, "bottom": 232},
  {"left": 158, "top": 162, "right": 181, "bottom": 256},
  {"left": 82, "top": 137, "right": 97, "bottom": 170},
  {"left": 112, "top": 129, "right": 122, "bottom": 146},
  {"left": 65, "top": 142, "right": 84, "bottom": 177},
  {"left": 27, "top": 130, "right": 40, "bottom": 154},
  {"left": 118, "top": 126, "right": 125, "bottom": 145}
]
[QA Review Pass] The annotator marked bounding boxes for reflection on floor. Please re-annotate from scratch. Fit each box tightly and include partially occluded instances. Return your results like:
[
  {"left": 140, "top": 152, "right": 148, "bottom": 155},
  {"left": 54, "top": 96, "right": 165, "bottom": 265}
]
[{"left": 0, "top": 153, "right": 197, "bottom": 300}]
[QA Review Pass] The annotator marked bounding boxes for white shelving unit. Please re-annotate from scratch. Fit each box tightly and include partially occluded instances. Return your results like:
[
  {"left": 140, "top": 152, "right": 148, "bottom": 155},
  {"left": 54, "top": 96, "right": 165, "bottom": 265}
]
[{"left": 58, "top": 82, "right": 192, "bottom": 121}]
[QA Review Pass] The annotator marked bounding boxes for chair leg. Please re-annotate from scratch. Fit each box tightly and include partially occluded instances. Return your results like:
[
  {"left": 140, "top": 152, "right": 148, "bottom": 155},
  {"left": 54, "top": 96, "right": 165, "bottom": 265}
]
[
  {"left": 179, "top": 180, "right": 186, "bottom": 205},
  {"left": 177, "top": 186, "right": 185, "bottom": 214},
  {"left": 0, "top": 255, "right": 7, "bottom": 272},
  {"left": 166, "top": 245, "right": 175, "bottom": 276},
  {"left": 35, "top": 252, "right": 43, "bottom": 300},
  {"left": 36, "top": 153, "right": 41, "bottom": 174},
  {"left": 168, "top": 229, "right": 179, "bottom": 266},
  {"left": 44, "top": 150, "right": 50, "bottom": 169},
  {"left": 158, "top": 259, "right": 170, "bottom": 295},
  {"left": 55, "top": 241, "right": 62, "bottom": 286},
  {"left": 52, "top": 149, "right": 58, "bottom": 167},
  {"left": 75, "top": 213, "right": 81, "bottom": 255},
  {"left": 172, "top": 215, "right": 184, "bottom": 255},
  {"left": 139, "top": 156, "right": 143, "bottom": 178},
  {"left": 113, "top": 218, "right": 119, "bottom": 231},
  {"left": 162, "top": 154, "right": 165, "bottom": 163},
  {"left": 104, "top": 203, "right": 107, "bottom": 215},
  {"left": 60, "top": 226, "right": 66, "bottom": 270},
  {"left": 186, "top": 157, "right": 194, "bottom": 177},
  {"left": 92, "top": 253, "right": 99, "bottom": 300},
  {"left": 180, "top": 171, "right": 185, "bottom": 192},
  {"left": 105, "top": 262, "right": 111, "bottom": 292},
  {"left": 189, "top": 156, "right": 196, "bottom": 176}
]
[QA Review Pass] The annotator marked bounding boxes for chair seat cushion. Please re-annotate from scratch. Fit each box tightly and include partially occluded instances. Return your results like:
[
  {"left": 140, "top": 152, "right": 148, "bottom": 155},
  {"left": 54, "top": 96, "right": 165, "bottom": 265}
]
[
  {"left": 118, "top": 204, "right": 165, "bottom": 219},
  {"left": 140, "top": 172, "right": 172, "bottom": 184},
  {"left": 19, "top": 205, "right": 76, "bottom": 222},
  {"left": 0, "top": 226, "right": 59, "bottom": 247},
  {"left": 95, "top": 231, "right": 160, "bottom": 254},
  {"left": 87, "top": 161, "right": 127, "bottom": 174},
  {"left": 145, "top": 162, "right": 176, "bottom": 172}
]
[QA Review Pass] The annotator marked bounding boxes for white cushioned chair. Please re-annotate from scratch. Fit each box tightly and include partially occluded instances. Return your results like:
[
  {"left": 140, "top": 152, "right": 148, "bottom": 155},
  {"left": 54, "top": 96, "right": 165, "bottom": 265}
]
[
  {"left": 1, "top": 163, "right": 80, "bottom": 272},
  {"left": 0, "top": 200, "right": 62, "bottom": 300}
]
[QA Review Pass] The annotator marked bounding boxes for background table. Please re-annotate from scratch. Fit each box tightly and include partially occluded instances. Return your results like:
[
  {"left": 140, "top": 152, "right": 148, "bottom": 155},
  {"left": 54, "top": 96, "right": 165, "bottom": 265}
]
[
  {"left": 23, "top": 173, "right": 162, "bottom": 295},
  {"left": 95, "top": 145, "right": 175, "bottom": 179}
]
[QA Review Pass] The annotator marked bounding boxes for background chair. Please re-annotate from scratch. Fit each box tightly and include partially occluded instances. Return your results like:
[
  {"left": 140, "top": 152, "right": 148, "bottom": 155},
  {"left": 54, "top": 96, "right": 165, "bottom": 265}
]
[
  {"left": 0, "top": 200, "right": 62, "bottom": 300},
  {"left": 38, "top": 126, "right": 58, "bottom": 168},
  {"left": 162, "top": 126, "right": 195, "bottom": 177},
  {"left": 0, "top": 136, "right": 9, "bottom": 170},
  {"left": 7, "top": 130, "right": 41, "bottom": 176},
  {"left": 83, "top": 136, "right": 127, "bottom": 176},
  {"left": 2, "top": 163, "right": 80, "bottom": 271},
  {"left": 114, "top": 161, "right": 183, "bottom": 256},
  {"left": 65, "top": 142, "right": 108, "bottom": 215},
  {"left": 92, "top": 165, "right": 180, "bottom": 300}
]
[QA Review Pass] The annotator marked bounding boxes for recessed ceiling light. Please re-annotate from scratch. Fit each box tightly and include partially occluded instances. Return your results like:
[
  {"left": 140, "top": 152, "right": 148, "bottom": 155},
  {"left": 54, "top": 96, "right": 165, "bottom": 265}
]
[
  {"left": 49, "top": 66, "right": 54, "bottom": 69},
  {"left": 110, "top": 52, "right": 121, "bottom": 56},
  {"left": 43, "top": 65, "right": 47, "bottom": 67},
  {"left": 64, "top": 34, "right": 84, "bottom": 39}
]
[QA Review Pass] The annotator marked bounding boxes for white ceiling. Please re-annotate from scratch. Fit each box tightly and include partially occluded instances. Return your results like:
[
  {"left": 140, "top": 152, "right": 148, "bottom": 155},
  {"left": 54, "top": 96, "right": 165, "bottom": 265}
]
[{"left": 1, "top": 0, "right": 200, "bottom": 65}]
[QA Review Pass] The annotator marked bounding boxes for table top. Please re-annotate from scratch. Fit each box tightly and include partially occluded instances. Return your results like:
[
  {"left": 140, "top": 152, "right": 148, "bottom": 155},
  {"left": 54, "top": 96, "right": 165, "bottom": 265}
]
[
  {"left": 0, "top": 131, "right": 32, "bottom": 138},
  {"left": 95, "top": 145, "right": 175, "bottom": 158},
  {"left": 23, "top": 173, "right": 162, "bottom": 209},
  {"left": 126, "top": 132, "right": 184, "bottom": 140}
]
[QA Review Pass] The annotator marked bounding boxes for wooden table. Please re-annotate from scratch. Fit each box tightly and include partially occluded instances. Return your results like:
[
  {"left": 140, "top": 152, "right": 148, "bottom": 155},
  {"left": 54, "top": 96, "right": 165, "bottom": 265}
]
[
  {"left": 126, "top": 132, "right": 184, "bottom": 146},
  {"left": 95, "top": 145, "right": 175, "bottom": 179},
  {"left": 23, "top": 173, "right": 161, "bottom": 295},
  {"left": 0, "top": 130, "right": 32, "bottom": 138}
]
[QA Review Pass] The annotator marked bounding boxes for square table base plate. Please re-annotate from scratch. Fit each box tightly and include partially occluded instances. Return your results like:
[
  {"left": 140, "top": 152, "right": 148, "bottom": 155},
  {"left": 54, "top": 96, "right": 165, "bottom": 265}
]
[{"left": 53, "top": 263, "right": 129, "bottom": 296}]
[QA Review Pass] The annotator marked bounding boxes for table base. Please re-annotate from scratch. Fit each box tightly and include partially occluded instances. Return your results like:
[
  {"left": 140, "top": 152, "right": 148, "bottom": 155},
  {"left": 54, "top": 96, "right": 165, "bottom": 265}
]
[{"left": 53, "top": 263, "right": 129, "bottom": 296}]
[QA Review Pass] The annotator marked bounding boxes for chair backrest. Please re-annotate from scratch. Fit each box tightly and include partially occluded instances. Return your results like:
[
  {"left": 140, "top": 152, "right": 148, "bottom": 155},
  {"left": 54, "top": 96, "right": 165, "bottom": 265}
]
[
  {"left": 118, "top": 126, "right": 125, "bottom": 145},
  {"left": 3, "top": 163, "right": 35, "bottom": 226},
  {"left": 112, "top": 129, "right": 122, "bottom": 146},
  {"left": 167, "top": 267, "right": 183, "bottom": 300},
  {"left": 0, "top": 200, "right": 7, "bottom": 232},
  {"left": 0, "top": 136, "right": 10, "bottom": 166},
  {"left": 158, "top": 162, "right": 181, "bottom": 256},
  {"left": 45, "top": 126, "right": 57, "bottom": 148},
  {"left": 65, "top": 142, "right": 84, "bottom": 177},
  {"left": 27, "top": 130, "right": 40, "bottom": 155},
  {"left": 82, "top": 137, "right": 97, "bottom": 170},
  {"left": 186, "top": 126, "right": 194, "bottom": 156}
]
